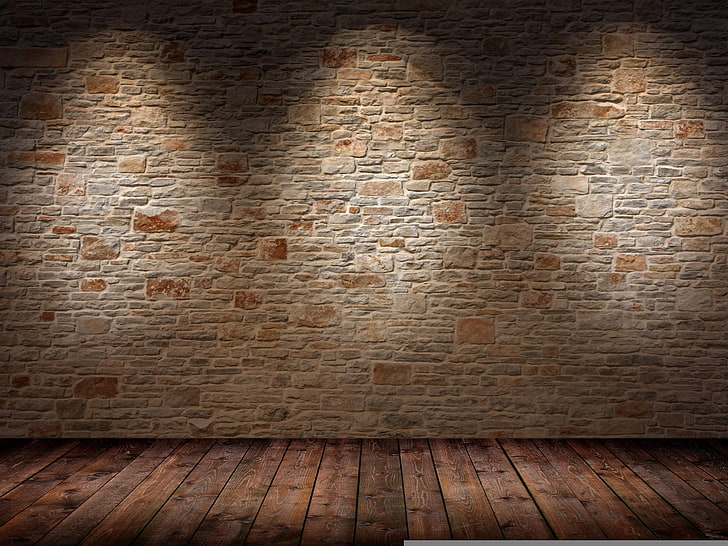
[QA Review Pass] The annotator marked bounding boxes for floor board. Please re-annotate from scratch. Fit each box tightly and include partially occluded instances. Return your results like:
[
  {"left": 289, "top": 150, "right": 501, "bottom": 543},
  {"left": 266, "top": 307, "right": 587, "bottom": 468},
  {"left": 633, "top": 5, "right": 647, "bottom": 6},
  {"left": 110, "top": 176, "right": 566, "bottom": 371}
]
[{"left": 0, "top": 438, "right": 724, "bottom": 544}]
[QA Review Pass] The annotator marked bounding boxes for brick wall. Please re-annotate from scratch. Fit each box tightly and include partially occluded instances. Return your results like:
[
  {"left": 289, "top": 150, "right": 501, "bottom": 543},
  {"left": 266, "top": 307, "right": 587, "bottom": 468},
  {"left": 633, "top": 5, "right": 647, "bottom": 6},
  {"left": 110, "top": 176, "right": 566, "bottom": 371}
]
[{"left": 1, "top": 0, "right": 727, "bottom": 437}]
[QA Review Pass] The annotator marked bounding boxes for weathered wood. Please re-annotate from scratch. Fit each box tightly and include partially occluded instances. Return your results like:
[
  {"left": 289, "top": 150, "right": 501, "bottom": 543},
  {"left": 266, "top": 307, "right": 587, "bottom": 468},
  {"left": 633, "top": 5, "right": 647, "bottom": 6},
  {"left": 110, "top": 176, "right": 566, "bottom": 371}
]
[
  {"left": 606, "top": 440, "right": 728, "bottom": 539},
  {"left": 188, "top": 439, "right": 288, "bottom": 546},
  {"left": 245, "top": 439, "right": 325, "bottom": 546},
  {"left": 301, "top": 439, "right": 361, "bottom": 546},
  {"left": 79, "top": 439, "right": 214, "bottom": 546},
  {"left": 132, "top": 440, "right": 250, "bottom": 545},
  {"left": 0, "top": 440, "right": 79, "bottom": 497},
  {"left": 535, "top": 439, "right": 654, "bottom": 539},
  {"left": 355, "top": 439, "right": 407, "bottom": 546},
  {"left": 568, "top": 439, "right": 704, "bottom": 540},
  {"left": 399, "top": 439, "right": 451, "bottom": 541},
  {"left": 465, "top": 439, "right": 553, "bottom": 540},
  {"left": 500, "top": 439, "right": 606, "bottom": 539},
  {"left": 430, "top": 438, "right": 502, "bottom": 540},
  {"left": 0, "top": 441, "right": 151, "bottom": 543},
  {"left": 36, "top": 439, "right": 182, "bottom": 546}
]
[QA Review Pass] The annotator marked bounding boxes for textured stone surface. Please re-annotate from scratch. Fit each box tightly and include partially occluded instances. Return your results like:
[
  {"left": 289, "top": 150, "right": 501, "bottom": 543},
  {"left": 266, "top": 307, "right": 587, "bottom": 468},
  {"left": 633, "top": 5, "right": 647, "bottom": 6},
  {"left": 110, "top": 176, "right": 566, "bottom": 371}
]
[{"left": 1, "top": 0, "right": 727, "bottom": 439}]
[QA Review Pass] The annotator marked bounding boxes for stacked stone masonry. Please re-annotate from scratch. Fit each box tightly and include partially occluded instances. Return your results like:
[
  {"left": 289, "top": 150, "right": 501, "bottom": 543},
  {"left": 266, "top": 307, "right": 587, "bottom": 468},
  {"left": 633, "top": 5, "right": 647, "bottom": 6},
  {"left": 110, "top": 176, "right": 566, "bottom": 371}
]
[{"left": 1, "top": 0, "right": 727, "bottom": 437}]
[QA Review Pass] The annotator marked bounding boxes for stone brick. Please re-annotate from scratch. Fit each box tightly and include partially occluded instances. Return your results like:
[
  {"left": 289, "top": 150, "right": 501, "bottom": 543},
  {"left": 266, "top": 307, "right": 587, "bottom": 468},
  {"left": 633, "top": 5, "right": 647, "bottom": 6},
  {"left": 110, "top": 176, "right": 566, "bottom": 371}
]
[
  {"left": 534, "top": 253, "right": 560, "bottom": 270},
  {"left": 291, "top": 304, "right": 340, "bottom": 327},
  {"left": 161, "top": 42, "right": 185, "bottom": 62},
  {"left": 406, "top": 55, "right": 443, "bottom": 81},
  {"left": 216, "top": 153, "right": 248, "bottom": 172},
  {"left": 85, "top": 75, "right": 119, "bottom": 94},
  {"left": 505, "top": 115, "right": 549, "bottom": 142},
  {"left": 259, "top": 238, "right": 287, "bottom": 260},
  {"left": 232, "top": 0, "right": 257, "bottom": 12},
  {"left": 146, "top": 278, "right": 191, "bottom": 299},
  {"left": 73, "top": 377, "right": 118, "bottom": 399},
  {"left": 133, "top": 208, "right": 179, "bottom": 232},
  {"left": 443, "top": 247, "right": 477, "bottom": 269},
  {"left": 234, "top": 290, "right": 262, "bottom": 309},
  {"left": 289, "top": 104, "right": 320, "bottom": 125},
  {"left": 521, "top": 291, "right": 553, "bottom": 309},
  {"left": 340, "top": 274, "right": 386, "bottom": 288},
  {"left": 0, "top": 47, "right": 67, "bottom": 67},
  {"left": 77, "top": 317, "right": 111, "bottom": 334},
  {"left": 547, "top": 56, "right": 576, "bottom": 77},
  {"left": 673, "top": 217, "right": 722, "bottom": 236},
  {"left": 56, "top": 399, "right": 85, "bottom": 419},
  {"left": 321, "top": 47, "right": 357, "bottom": 68},
  {"left": 412, "top": 160, "right": 450, "bottom": 180},
  {"left": 615, "top": 254, "right": 646, "bottom": 271},
  {"left": 40, "top": 312, "right": 55, "bottom": 322},
  {"left": 676, "top": 288, "right": 712, "bottom": 311},
  {"left": 333, "top": 139, "right": 367, "bottom": 157},
  {"left": 551, "top": 101, "right": 624, "bottom": 119},
  {"left": 609, "top": 139, "right": 653, "bottom": 166},
  {"left": 440, "top": 137, "right": 477, "bottom": 159},
  {"left": 576, "top": 195, "right": 613, "bottom": 218},
  {"left": 19, "top": 92, "right": 62, "bottom": 119},
  {"left": 432, "top": 201, "right": 466, "bottom": 223},
  {"left": 483, "top": 223, "right": 533, "bottom": 249},
  {"left": 674, "top": 120, "right": 705, "bottom": 139},
  {"left": 11, "top": 375, "right": 30, "bottom": 388},
  {"left": 166, "top": 387, "right": 200, "bottom": 407},
  {"left": 372, "top": 123, "right": 403, "bottom": 140},
  {"left": 372, "top": 362, "right": 411, "bottom": 385},
  {"left": 81, "top": 279, "right": 107, "bottom": 291},
  {"left": 7, "top": 151, "right": 65, "bottom": 169},
  {"left": 56, "top": 173, "right": 84, "bottom": 195},
  {"left": 118, "top": 155, "right": 146, "bottom": 173},
  {"left": 359, "top": 181, "right": 401, "bottom": 196},
  {"left": 322, "top": 157, "right": 356, "bottom": 174},
  {"left": 461, "top": 82, "right": 496, "bottom": 104},
  {"left": 604, "top": 34, "right": 634, "bottom": 58},
  {"left": 613, "top": 69, "right": 646, "bottom": 93},
  {"left": 80, "top": 236, "right": 119, "bottom": 260},
  {"left": 456, "top": 318, "right": 495, "bottom": 344},
  {"left": 594, "top": 233, "right": 618, "bottom": 247}
]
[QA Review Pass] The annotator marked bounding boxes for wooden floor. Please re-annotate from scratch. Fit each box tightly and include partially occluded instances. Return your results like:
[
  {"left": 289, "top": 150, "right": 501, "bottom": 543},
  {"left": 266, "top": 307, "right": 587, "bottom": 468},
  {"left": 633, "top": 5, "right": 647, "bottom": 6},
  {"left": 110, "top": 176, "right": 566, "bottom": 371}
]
[{"left": 0, "top": 439, "right": 727, "bottom": 544}]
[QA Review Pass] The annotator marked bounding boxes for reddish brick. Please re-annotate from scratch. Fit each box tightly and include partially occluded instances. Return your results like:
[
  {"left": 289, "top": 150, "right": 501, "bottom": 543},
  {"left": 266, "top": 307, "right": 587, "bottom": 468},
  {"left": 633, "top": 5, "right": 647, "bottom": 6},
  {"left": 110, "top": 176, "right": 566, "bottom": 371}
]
[
  {"left": 11, "top": 375, "right": 30, "bottom": 388},
  {"left": 56, "top": 173, "right": 84, "bottom": 195},
  {"left": 321, "top": 47, "right": 357, "bottom": 68},
  {"left": 146, "top": 278, "right": 191, "bottom": 299},
  {"left": 456, "top": 317, "right": 495, "bottom": 344},
  {"left": 40, "top": 311, "right": 55, "bottom": 321},
  {"left": 673, "top": 216, "right": 721, "bottom": 236},
  {"left": 215, "top": 257, "right": 240, "bottom": 273},
  {"left": 340, "top": 274, "right": 386, "bottom": 288},
  {"left": 373, "top": 362, "right": 411, "bottom": 385},
  {"left": 604, "top": 34, "right": 634, "bottom": 58},
  {"left": 333, "top": 139, "right": 367, "bottom": 157},
  {"left": 160, "top": 42, "right": 185, "bottom": 62},
  {"left": 259, "top": 238, "right": 287, "bottom": 260},
  {"left": 217, "top": 176, "right": 244, "bottom": 186},
  {"left": 234, "top": 290, "right": 262, "bottom": 309},
  {"left": 432, "top": 201, "right": 466, "bottom": 223},
  {"left": 80, "top": 236, "right": 119, "bottom": 260},
  {"left": 379, "top": 238, "right": 405, "bottom": 248},
  {"left": 613, "top": 69, "right": 645, "bottom": 93},
  {"left": 133, "top": 209, "right": 179, "bottom": 232},
  {"left": 551, "top": 101, "right": 624, "bottom": 119},
  {"left": 216, "top": 153, "right": 249, "bottom": 172},
  {"left": 440, "top": 137, "right": 477, "bottom": 159},
  {"left": 288, "top": 221, "right": 313, "bottom": 233},
  {"left": 232, "top": 0, "right": 258, "bottom": 12},
  {"left": 505, "top": 115, "right": 549, "bottom": 142},
  {"left": 19, "top": 93, "right": 62, "bottom": 119},
  {"left": 360, "top": 181, "right": 401, "bottom": 196},
  {"left": 52, "top": 226, "right": 76, "bottom": 234},
  {"left": 534, "top": 253, "right": 560, "bottom": 270},
  {"left": 412, "top": 160, "right": 450, "bottom": 180},
  {"left": 73, "top": 376, "right": 118, "bottom": 399},
  {"left": 367, "top": 53, "right": 402, "bottom": 62},
  {"left": 615, "top": 254, "right": 647, "bottom": 271},
  {"left": 674, "top": 120, "right": 704, "bottom": 139},
  {"left": 81, "top": 279, "right": 107, "bottom": 291},
  {"left": 594, "top": 233, "right": 618, "bottom": 247},
  {"left": 0, "top": 47, "right": 67, "bottom": 67},
  {"left": 291, "top": 304, "right": 340, "bottom": 327},
  {"left": 85, "top": 75, "right": 119, "bottom": 94},
  {"left": 521, "top": 291, "right": 553, "bottom": 308},
  {"left": 372, "top": 123, "right": 403, "bottom": 140},
  {"left": 7, "top": 151, "right": 65, "bottom": 169}
]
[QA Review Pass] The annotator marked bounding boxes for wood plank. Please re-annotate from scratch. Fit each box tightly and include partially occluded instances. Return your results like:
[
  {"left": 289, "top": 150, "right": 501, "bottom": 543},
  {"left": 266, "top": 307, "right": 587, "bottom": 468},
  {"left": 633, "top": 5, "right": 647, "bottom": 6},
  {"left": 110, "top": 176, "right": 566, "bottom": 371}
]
[
  {"left": 300, "top": 439, "right": 361, "bottom": 546},
  {"left": 244, "top": 439, "right": 325, "bottom": 546},
  {"left": 0, "top": 439, "right": 32, "bottom": 465},
  {"left": 638, "top": 439, "right": 728, "bottom": 511},
  {"left": 0, "top": 440, "right": 79, "bottom": 497},
  {"left": 605, "top": 439, "right": 728, "bottom": 539},
  {"left": 36, "top": 439, "right": 182, "bottom": 546},
  {"left": 500, "top": 439, "right": 606, "bottom": 539},
  {"left": 78, "top": 439, "right": 214, "bottom": 546},
  {"left": 0, "top": 440, "right": 108, "bottom": 527},
  {"left": 132, "top": 440, "right": 250, "bottom": 545},
  {"left": 464, "top": 439, "right": 553, "bottom": 540},
  {"left": 355, "top": 438, "right": 407, "bottom": 546},
  {"left": 188, "top": 439, "right": 288, "bottom": 546},
  {"left": 0, "top": 440, "right": 151, "bottom": 543},
  {"left": 568, "top": 439, "right": 705, "bottom": 539},
  {"left": 399, "top": 439, "right": 451, "bottom": 541},
  {"left": 668, "top": 440, "right": 728, "bottom": 483},
  {"left": 534, "top": 439, "right": 654, "bottom": 539},
  {"left": 430, "top": 438, "right": 502, "bottom": 540}
]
